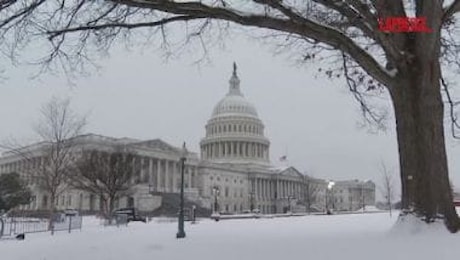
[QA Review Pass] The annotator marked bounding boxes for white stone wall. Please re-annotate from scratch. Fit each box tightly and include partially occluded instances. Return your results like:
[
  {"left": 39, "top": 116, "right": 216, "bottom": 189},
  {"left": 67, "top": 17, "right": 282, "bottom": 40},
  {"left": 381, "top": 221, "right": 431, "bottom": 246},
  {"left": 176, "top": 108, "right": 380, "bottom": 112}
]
[{"left": 200, "top": 167, "right": 249, "bottom": 213}]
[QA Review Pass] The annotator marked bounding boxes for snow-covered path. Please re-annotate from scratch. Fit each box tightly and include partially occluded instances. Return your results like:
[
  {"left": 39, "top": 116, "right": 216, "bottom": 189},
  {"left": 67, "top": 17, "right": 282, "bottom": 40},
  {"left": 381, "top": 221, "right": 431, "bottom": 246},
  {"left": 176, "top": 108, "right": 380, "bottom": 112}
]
[{"left": 1, "top": 212, "right": 459, "bottom": 260}]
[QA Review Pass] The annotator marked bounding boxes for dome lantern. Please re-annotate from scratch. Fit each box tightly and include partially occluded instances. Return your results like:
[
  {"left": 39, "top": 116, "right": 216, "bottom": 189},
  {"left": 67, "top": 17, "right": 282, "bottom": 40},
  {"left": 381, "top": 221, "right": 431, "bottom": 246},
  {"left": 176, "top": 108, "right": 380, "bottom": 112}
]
[{"left": 228, "top": 62, "right": 242, "bottom": 96}]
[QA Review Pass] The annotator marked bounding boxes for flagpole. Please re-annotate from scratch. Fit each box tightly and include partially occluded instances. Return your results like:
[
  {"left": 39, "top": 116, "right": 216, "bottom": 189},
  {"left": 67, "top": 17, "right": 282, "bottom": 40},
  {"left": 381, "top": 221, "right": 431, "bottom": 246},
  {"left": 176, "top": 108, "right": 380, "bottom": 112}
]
[{"left": 285, "top": 146, "right": 289, "bottom": 167}]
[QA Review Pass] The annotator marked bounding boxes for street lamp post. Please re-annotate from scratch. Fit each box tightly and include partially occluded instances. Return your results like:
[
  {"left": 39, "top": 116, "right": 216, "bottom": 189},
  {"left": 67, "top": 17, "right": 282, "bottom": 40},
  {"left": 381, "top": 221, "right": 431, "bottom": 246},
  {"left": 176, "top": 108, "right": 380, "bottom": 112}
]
[{"left": 176, "top": 142, "right": 187, "bottom": 239}]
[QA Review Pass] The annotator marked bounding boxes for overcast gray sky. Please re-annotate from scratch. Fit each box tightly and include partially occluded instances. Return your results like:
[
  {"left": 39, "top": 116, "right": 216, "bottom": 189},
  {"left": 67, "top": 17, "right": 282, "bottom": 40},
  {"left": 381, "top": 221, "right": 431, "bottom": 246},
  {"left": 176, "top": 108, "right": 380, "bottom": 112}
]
[{"left": 1, "top": 33, "right": 460, "bottom": 194}]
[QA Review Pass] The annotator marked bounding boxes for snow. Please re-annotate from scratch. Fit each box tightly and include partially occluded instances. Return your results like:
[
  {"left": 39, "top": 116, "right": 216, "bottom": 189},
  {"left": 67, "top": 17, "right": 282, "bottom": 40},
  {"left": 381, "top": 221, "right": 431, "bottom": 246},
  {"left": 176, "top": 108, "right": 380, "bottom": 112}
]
[
  {"left": 1, "top": 212, "right": 460, "bottom": 260},
  {"left": 354, "top": 205, "right": 383, "bottom": 212}
]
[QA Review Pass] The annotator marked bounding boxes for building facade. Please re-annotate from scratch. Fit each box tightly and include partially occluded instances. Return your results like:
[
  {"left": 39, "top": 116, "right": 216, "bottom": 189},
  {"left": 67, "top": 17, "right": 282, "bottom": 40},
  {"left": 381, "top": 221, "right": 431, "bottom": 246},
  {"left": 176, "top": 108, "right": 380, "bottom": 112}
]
[
  {"left": 0, "top": 64, "right": 375, "bottom": 215},
  {"left": 328, "top": 180, "right": 376, "bottom": 211}
]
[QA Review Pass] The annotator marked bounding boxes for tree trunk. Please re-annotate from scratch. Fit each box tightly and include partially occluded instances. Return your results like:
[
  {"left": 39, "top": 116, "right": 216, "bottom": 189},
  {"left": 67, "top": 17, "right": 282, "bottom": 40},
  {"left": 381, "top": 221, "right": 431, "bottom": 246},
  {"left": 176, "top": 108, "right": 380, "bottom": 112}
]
[
  {"left": 100, "top": 195, "right": 116, "bottom": 224},
  {"left": 107, "top": 195, "right": 115, "bottom": 223},
  {"left": 48, "top": 193, "right": 56, "bottom": 234},
  {"left": 389, "top": 57, "right": 460, "bottom": 232}
]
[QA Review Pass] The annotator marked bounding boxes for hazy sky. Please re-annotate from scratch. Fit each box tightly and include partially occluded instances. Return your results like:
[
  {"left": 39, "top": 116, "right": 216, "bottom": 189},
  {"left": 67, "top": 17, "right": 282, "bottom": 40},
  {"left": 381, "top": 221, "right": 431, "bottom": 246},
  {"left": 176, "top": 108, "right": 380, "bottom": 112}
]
[{"left": 1, "top": 33, "right": 460, "bottom": 194}]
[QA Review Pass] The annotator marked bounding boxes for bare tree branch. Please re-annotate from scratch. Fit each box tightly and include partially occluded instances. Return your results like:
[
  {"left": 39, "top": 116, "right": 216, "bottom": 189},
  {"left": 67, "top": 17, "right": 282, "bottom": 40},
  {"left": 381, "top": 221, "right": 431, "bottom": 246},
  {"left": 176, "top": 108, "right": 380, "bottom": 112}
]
[
  {"left": 47, "top": 15, "right": 204, "bottom": 40},
  {"left": 443, "top": 0, "right": 460, "bottom": 22},
  {"left": 440, "top": 75, "right": 460, "bottom": 139},
  {"left": 31, "top": 0, "right": 395, "bottom": 86}
]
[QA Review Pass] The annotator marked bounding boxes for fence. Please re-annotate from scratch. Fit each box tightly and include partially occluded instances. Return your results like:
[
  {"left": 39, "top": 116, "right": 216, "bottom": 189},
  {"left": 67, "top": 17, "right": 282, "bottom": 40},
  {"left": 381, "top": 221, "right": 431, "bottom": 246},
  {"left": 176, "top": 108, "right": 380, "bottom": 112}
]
[
  {"left": 0, "top": 217, "right": 48, "bottom": 238},
  {"left": 0, "top": 215, "right": 83, "bottom": 238},
  {"left": 52, "top": 215, "right": 83, "bottom": 233}
]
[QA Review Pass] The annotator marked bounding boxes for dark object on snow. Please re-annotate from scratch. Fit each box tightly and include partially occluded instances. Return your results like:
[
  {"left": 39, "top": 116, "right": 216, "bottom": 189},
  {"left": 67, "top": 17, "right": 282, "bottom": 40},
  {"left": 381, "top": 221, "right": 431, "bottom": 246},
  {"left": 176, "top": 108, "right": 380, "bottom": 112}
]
[
  {"left": 326, "top": 209, "right": 333, "bottom": 215},
  {"left": 113, "top": 208, "right": 146, "bottom": 223},
  {"left": 15, "top": 233, "right": 25, "bottom": 240}
]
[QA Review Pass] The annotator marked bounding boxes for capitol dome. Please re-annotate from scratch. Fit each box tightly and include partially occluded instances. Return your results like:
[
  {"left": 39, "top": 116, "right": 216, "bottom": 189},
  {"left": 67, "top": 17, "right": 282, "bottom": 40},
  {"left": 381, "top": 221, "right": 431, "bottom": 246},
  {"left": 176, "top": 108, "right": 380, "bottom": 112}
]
[
  {"left": 211, "top": 67, "right": 259, "bottom": 118},
  {"left": 211, "top": 95, "right": 258, "bottom": 118},
  {"left": 200, "top": 63, "right": 270, "bottom": 165}
]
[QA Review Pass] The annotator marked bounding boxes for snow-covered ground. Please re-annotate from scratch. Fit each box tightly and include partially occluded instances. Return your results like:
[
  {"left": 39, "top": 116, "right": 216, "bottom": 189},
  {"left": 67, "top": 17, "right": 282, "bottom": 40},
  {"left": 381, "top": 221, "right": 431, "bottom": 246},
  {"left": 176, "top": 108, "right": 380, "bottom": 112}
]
[{"left": 1, "top": 212, "right": 460, "bottom": 260}]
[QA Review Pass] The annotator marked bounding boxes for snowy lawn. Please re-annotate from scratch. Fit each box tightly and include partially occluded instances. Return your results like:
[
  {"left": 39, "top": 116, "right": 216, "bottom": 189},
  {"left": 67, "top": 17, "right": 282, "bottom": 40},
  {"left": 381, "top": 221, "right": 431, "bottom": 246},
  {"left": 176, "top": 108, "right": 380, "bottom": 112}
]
[{"left": 1, "top": 212, "right": 460, "bottom": 260}]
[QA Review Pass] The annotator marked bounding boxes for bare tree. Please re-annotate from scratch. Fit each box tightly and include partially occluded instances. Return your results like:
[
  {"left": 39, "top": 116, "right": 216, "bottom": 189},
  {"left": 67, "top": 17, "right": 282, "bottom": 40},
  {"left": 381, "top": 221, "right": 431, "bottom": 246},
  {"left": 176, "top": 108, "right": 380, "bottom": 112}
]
[
  {"left": 36, "top": 97, "right": 86, "bottom": 232},
  {"left": 2, "top": 0, "right": 460, "bottom": 231},
  {"left": 1, "top": 97, "right": 86, "bottom": 232},
  {"left": 379, "top": 162, "right": 396, "bottom": 217},
  {"left": 303, "top": 176, "right": 319, "bottom": 214},
  {"left": 70, "top": 147, "right": 138, "bottom": 221}
]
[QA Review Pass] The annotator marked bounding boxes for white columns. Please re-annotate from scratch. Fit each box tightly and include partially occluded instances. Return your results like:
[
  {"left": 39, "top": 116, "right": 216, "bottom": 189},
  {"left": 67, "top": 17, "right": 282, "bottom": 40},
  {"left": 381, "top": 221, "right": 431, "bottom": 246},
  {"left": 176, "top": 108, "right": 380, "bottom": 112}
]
[
  {"left": 140, "top": 157, "right": 145, "bottom": 182},
  {"left": 165, "top": 160, "right": 170, "bottom": 192},
  {"left": 268, "top": 180, "right": 271, "bottom": 199},
  {"left": 283, "top": 181, "right": 287, "bottom": 197},
  {"left": 131, "top": 157, "right": 136, "bottom": 184},
  {"left": 261, "top": 179, "right": 264, "bottom": 199},
  {"left": 187, "top": 166, "right": 192, "bottom": 188},
  {"left": 156, "top": 159, "right": 161, "bottom": 191},
  {"left": 264, "top": 179, "right": 268, "bottom": 199},
  {"left": 255, "top": 178, "right": 259, "bottom": 199},
  {"left": 173, "top": 161, "right": 177, "bottom": 192},
  {"left": 263, "top": 179, "right": 266, "bottom": 199},
  {"left": 149, "top": 158, "right": 153, "bottom": 185},
  {"left": 276, "top": 179, "right": 279, "bottom": 199}
]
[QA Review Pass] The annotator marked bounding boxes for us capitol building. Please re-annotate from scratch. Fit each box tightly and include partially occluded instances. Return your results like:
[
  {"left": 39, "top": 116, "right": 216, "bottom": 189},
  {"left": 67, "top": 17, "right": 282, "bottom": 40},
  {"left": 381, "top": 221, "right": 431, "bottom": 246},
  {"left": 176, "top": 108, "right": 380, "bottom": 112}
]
[{"left": 0, "top": 64, "right": 375, "bottom": 215}]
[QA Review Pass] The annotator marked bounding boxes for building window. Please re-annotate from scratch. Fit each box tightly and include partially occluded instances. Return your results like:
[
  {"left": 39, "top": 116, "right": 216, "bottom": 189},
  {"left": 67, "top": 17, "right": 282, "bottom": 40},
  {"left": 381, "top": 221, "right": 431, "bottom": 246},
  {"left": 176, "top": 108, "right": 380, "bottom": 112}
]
[
  {"left": 42, "top": 195, "right": 48, "bottom": 209},
  {"left": 79, "top": 194, "right": 83, "bottom": 210},
  {"left": 225, "top": 187, "right": 229, "bottom": 197}
]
